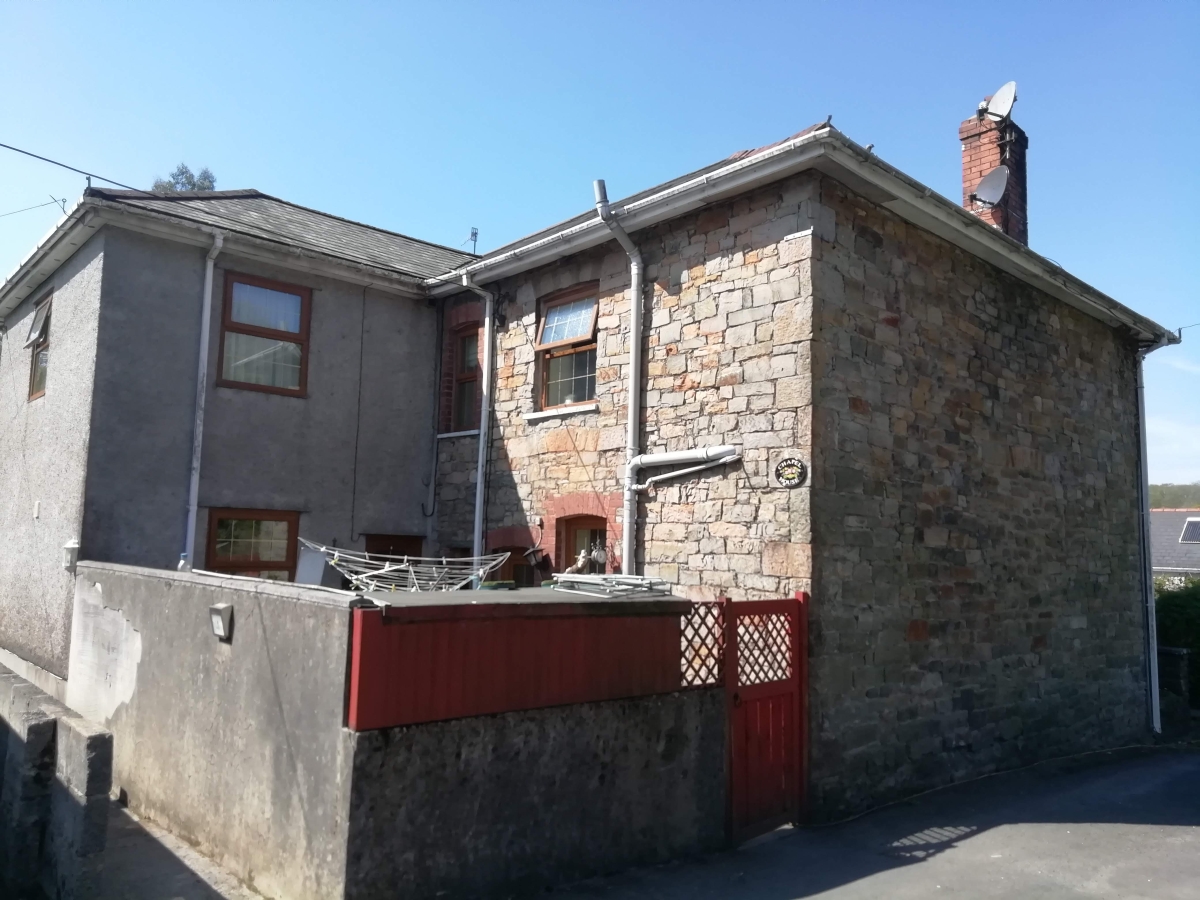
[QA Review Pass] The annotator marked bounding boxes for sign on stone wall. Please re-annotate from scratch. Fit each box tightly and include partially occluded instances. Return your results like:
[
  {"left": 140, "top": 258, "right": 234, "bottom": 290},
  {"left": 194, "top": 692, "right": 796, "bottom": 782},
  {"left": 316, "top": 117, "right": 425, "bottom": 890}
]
[{"left": 768, "top": 450, "right": 809, "bottom": 490}]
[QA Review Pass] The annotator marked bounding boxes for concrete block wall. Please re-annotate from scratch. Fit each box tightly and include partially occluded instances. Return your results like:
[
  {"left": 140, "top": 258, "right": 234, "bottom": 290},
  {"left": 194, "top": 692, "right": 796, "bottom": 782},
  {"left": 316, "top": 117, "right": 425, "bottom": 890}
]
[{"left": 0, "top": 664, "right": 112, "bottom": 899}]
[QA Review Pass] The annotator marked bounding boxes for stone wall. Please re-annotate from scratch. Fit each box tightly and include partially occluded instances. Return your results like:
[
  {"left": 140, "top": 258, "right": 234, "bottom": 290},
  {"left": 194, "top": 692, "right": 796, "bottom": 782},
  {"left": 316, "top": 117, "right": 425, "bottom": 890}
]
[
  {"left": 344, "top": 689, "right": 725, "bottom": 900},
  {"left": 434, "top": 434, "right": 478, "bottom": 551},
  {"left": 459, "top": 173, "right": 823, "bottom": 598},
  {"left": 806, "top": 175, "right": 1148, "bottom": 816}
]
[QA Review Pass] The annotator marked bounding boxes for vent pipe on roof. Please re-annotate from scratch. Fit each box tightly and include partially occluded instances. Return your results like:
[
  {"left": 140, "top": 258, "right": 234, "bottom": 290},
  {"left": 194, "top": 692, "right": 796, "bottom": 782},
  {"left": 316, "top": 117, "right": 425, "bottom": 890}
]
[
  {"left": 180, "top": 230, "right": 223, "bottom": 571},
  {"left": 594, "top": 180, "right": 644, "bottom": 576}
]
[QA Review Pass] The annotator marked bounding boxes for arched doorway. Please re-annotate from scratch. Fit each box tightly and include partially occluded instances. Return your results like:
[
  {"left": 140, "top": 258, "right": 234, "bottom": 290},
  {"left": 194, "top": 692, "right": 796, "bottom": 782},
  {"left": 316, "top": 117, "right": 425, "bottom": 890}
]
[{"left": 557, "top": 515, "right": 608, "bottom": 574}]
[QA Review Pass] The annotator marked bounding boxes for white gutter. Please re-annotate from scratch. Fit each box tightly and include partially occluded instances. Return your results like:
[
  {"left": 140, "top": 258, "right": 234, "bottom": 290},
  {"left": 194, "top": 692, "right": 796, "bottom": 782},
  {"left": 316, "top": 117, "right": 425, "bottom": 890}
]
[
  {"left": 423, "top": 128, "right": 1175, "bottom": 347},
  {"left": 461, "top": 275, "right": 496, "bottom": 575},
  {"left": 593, "top": 180, "right": 645, "bottom": 576},
  {"left": 179, "top": 231, "right": 224, "bottom": 571},
  {"left": 1137, "top": 333, "right": 1173, "bottom": 733}
]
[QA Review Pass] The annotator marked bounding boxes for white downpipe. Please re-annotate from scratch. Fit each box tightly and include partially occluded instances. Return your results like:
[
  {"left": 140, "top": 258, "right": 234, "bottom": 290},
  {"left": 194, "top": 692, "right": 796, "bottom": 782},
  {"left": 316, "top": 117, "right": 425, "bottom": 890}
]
[
  {"left": 1138, "top": 334, "right": 1171, "bottom": 733},
  {"left": 594, "top": 180, "right": 644, "bottom": 576},
  {"left": 636, "top": 452, "right": 742, "bottom": 493},
  {"left": 180, "top": 231, "right": 224, "bottom": 570},
  {"left": 462, "top": 276, "right": 495, "bottom": 574}
]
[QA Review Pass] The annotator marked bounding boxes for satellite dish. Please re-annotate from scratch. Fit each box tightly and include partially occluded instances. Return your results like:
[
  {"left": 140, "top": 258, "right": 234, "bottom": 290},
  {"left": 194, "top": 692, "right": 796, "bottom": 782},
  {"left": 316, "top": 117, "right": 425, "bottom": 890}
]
[
  {"left": 985, "top": 81, "right": 1018, "bottom": 120},
  {"left": 972, "top": 165, "right": 1010, "bottom": 206}
]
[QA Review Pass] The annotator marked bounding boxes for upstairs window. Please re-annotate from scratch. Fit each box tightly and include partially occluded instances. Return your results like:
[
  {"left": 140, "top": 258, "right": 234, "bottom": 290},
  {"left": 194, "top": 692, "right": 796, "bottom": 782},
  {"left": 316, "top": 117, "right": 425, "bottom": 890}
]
[
  {"left": 452, "top": 328, "right": 479, "bottom": 431},
  {"left": 26, "top": 295, "right": 51, "bottom": 401},
  {"left": 206, "top": 508, "right": 300, "bottom": 581},
  {"left": 218, "top": 273, "right": 311, "bottom": 397},
  {"left": 535, "top": 283, "right": 598, "bottom": 409}
]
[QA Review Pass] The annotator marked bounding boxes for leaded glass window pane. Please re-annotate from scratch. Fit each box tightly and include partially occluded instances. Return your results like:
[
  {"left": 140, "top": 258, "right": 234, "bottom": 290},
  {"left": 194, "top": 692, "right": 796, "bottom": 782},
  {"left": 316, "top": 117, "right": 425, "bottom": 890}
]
[
  {"left": 545, "top": 348, "right": 596, "bottom": 407},
  {"left": 540, "top": 297, "right": 595, "bottom": 345}
]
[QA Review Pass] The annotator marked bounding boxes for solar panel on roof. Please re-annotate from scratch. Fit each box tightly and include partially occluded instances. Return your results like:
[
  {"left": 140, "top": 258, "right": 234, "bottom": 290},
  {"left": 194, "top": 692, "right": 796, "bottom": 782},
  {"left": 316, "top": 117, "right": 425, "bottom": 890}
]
[{"left": 1181, "top": 519, "right": 1200, "bottom": 543}]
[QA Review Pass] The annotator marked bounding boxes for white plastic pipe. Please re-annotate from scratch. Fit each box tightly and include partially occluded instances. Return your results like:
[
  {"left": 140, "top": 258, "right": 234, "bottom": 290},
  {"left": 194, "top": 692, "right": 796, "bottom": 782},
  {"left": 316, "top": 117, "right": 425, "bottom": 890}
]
[
  {"left": 1137, "top": 334, "right": 1171, "bottom": 733},
  {"left": 180, "top": 231, "right": 223, "bottom": 570},
  {"left": 594, "top": 180, "right": 644, "bottom": 576},
  {"left": 462, "top": 275, "right": 495, "bottom": 572}
]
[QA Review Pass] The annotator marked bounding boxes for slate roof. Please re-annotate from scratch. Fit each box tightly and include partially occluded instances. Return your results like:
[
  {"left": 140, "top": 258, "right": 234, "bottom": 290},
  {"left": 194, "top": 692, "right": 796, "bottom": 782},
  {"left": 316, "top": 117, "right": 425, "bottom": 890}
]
[
  {"left": 1150, "top": 510, "right": 1200, "bottom": 572},
  {"left": 87, "top": 188, "right": 476, "bottom": 280}
]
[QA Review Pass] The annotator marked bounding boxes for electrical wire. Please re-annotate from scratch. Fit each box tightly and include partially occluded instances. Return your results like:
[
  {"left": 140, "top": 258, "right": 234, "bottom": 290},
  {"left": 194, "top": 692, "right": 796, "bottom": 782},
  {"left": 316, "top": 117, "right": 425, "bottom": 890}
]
[
  {"left": 0, "top": 199, "right": 62, "bottom": 219},
  {"left": 0, "top": 141, "right": 157, "bottom": 196}
]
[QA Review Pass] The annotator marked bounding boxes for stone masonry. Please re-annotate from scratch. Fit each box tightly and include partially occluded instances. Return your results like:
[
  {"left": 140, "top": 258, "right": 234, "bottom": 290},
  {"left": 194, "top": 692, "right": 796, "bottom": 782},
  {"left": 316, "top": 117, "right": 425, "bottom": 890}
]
[{"left": 433, "top": 166, "right": 1150, "bottom": 815}]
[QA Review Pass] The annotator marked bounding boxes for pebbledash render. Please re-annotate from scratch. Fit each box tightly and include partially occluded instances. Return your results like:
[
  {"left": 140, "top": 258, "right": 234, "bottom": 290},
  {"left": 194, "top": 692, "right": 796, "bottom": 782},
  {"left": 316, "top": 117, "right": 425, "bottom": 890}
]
[{"left": 430, "top": 116, "right": 1175, "bottom": 814}]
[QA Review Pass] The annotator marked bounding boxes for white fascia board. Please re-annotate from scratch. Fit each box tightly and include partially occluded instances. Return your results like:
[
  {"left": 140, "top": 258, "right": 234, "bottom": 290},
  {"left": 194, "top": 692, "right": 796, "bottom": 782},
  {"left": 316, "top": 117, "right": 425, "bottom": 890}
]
[
  {"left": 0, "top": 199, "right": 426, "bottom": 319},
  {"left": 428, "top": 129, "right": 1175, "bottom": 344}
]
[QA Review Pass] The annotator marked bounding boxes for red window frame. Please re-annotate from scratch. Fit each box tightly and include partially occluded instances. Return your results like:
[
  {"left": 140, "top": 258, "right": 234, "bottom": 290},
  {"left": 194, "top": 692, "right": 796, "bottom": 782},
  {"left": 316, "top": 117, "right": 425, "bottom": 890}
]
[
  {"left": 535, "top": 282, "right": 599, "bottom": 410},
  {"left": 205, "top": 508, "right": 301, "bottom": 580}
]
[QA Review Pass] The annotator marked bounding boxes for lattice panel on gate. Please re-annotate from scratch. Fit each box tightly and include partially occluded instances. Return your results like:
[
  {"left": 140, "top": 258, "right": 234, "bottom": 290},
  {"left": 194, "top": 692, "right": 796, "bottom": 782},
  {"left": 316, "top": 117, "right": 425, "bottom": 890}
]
[
  {"left": 681, "top": 602, "right": 724, "bottom": 687},
  {"left": 735, "top": 613, "right": 793, "bottom": 686}
]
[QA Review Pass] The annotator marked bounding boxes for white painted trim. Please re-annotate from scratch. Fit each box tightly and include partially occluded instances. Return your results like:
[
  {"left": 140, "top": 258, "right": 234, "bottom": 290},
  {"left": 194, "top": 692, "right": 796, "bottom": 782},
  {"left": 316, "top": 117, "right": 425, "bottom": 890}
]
[
  {"left": 522, "top": 402, "right": 600, "bottom": 422},
  {"left": 437, "top": 428, "right": 480, "bottom": 439}
]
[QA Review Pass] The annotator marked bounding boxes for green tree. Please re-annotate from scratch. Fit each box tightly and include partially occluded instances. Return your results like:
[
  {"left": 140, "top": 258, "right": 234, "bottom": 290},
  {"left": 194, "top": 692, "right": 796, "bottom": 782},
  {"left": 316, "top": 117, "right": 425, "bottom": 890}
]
[
  {"left": 152, "top": 163, "right": 216, "bottom": 193},
  {"left": 1149, "top": 482, "right": 1200, "bottom": 508}
]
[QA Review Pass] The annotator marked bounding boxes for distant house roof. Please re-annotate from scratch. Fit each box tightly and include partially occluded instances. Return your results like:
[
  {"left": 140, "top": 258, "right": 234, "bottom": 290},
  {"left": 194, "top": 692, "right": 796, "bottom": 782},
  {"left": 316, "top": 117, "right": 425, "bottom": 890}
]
[
  {"left": 1150, "top": 509, "right": 1200, "bottom": 572},
  {"left": 86, "top": 189, "right": 476, "bottom": 280}
]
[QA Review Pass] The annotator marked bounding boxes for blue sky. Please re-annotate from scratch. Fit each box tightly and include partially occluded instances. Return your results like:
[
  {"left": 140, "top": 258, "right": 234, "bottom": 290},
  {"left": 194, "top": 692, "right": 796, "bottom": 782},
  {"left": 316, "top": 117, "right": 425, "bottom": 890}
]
[{"left": 1, "top": 1, "right": 1196, "bottom": 481}]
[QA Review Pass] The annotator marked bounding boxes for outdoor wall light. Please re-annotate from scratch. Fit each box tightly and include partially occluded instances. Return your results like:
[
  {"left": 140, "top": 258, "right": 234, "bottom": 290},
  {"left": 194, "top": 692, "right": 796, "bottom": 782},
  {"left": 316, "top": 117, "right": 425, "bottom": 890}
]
[
  {"left": 209, "top": 603, "right": 234, "bottom": 642},
  {"left": 62, "top": 538, "right": 79, "bottom": 575}
]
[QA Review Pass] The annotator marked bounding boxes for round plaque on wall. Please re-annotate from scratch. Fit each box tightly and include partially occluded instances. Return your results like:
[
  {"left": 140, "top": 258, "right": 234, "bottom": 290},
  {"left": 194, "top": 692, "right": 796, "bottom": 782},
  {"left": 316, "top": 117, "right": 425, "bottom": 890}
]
[{"left": 774, "top": 457, "right": 808, "bottom": 489}]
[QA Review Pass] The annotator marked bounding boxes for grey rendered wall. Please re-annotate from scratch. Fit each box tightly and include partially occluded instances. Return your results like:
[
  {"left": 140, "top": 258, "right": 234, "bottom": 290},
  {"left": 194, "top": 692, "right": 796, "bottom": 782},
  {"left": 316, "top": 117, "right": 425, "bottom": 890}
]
[
  {"left": 65, "top": 561, "right": 355, "bottom": 900},
  {"left": 345, "top": 689, "right": 726, "bottom": 900},
  {"left": 193, "top": 253, "right": 437, "bottom": 561},
  {"left": 0, "top": 234, "right": 105, "bottom": 676},
  {"left": 80, "top": 229, "right": 438, "bottom": 574},
  {"left": 81, "top": 228, "right": 205, "bottom": 569}
]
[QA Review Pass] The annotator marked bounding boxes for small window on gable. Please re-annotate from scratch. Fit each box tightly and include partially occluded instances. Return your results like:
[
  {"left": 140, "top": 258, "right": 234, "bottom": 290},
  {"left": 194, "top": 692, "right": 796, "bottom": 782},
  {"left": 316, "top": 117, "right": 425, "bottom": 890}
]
[
  {"left": 1181, "top": 519, "right": 1200, "bottom": 543},
  {"left": 535, "top": 283, "right": 598, "bottom": 410},
  {"left": 26, "top": 296, "right": 51, "bottom": 401},
  {"left": 218, "top": 273, "right": 311, "bottom": 397}
]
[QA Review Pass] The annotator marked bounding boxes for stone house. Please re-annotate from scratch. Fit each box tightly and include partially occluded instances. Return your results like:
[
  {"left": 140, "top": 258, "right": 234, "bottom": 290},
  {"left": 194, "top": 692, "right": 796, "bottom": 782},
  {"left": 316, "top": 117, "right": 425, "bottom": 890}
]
[
  {"left": 0, "top": 190, "right": 471, "bottom": 684},
  {"left": 0, "top": 96, "right": 1179, "bottom": 821},
  {"left": 427, "top": 109, "right": 1177, "bottom": 812}
]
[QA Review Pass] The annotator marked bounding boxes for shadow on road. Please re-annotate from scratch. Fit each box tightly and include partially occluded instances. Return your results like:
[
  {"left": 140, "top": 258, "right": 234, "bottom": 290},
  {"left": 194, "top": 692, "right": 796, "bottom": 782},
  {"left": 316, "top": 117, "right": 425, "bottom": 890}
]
[{"left": 556, "top": 745, "right": 1200, "bottom": 900}]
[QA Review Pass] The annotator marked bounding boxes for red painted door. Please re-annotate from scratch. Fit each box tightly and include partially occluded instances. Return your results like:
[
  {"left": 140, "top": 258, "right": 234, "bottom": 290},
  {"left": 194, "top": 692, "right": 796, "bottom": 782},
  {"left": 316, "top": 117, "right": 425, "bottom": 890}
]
[{"left": 726, "top": 594, "right": 808, "bottom": 843}]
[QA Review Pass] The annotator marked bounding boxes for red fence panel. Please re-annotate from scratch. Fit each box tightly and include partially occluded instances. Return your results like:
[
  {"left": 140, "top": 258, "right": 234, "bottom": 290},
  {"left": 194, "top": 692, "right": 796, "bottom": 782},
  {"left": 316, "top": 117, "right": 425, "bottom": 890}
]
[{"left": 348, "top": 599, "right": 691, "bottom": 731}]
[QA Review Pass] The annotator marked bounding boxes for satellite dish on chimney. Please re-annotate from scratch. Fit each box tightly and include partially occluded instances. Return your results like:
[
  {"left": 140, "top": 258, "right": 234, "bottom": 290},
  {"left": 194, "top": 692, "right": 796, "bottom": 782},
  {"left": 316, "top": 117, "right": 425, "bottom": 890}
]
[
  {"left": 985, "top": 81, "right": 1018, "bottom": 121},
  {"left": 971, "top": 165, "right": 1010, "bottom": 207}
]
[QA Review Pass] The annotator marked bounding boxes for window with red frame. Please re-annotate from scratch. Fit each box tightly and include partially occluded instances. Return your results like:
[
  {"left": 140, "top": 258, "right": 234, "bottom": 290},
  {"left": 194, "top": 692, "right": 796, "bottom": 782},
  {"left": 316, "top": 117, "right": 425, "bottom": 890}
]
[
  {"left": 536, "top": 283, "right": 598, "bottom": 409},
  {"left": 452, "top": 328, "right": 479, "bottom": 431}
]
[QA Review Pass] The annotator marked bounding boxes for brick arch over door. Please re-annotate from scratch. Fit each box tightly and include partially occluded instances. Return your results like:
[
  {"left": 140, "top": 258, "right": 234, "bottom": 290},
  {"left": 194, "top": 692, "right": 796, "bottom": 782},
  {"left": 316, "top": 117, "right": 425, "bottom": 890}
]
[{"left": 541, "top": 491, "right": 623, "bottom": 573}]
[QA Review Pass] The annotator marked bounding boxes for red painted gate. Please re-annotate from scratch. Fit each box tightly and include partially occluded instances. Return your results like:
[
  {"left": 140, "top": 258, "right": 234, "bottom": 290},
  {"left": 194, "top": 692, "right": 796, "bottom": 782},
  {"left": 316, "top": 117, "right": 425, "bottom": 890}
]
[{"left": 724, "top": 593, "right": 808, "bottom": 842}]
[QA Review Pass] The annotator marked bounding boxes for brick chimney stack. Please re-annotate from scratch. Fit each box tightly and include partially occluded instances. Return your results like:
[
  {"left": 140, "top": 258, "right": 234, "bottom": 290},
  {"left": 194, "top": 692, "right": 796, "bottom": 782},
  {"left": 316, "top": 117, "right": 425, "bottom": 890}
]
[{"left": 960, "top": 100, "right": 1029, "bottom": 245}]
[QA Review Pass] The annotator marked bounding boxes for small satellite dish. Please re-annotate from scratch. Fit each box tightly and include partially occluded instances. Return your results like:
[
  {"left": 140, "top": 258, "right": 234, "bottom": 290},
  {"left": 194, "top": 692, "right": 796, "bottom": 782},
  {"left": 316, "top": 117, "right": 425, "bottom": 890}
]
[
  {"left": 985, "top": 81, "right": 1018, "bottom": 121},
  {"left": 972, "top": 165, "right": 1010, "bottom": 206}
]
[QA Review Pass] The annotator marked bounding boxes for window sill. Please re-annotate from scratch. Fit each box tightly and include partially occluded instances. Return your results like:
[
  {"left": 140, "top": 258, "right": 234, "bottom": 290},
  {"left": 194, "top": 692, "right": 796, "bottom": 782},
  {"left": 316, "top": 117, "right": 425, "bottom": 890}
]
[
  {"left": 522, "top": 402, "right": 599, "bottom": 423},
  {"left": 437, "top": 429, "right": 480, "bottom": 439}
]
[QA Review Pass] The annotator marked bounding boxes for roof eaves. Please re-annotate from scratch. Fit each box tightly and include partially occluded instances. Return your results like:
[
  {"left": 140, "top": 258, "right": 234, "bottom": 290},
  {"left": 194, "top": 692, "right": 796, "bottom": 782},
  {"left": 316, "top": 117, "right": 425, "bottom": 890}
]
[{"left": 426, "top": 126, "right": 1175, "bottom": 344}]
